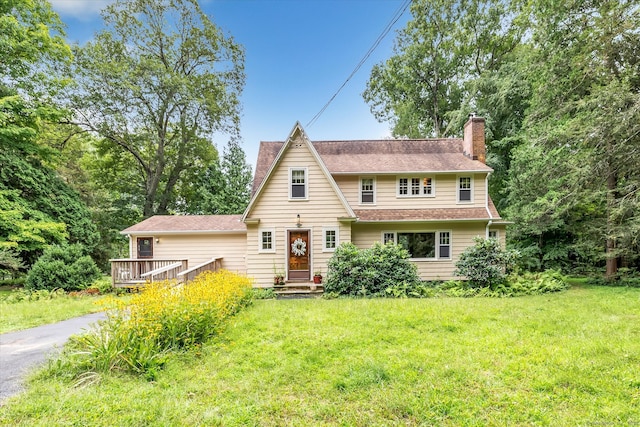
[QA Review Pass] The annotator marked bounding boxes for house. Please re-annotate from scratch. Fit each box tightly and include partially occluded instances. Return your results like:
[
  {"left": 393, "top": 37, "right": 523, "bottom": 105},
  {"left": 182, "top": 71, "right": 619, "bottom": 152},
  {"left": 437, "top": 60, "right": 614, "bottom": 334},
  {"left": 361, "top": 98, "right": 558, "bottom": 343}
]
[{"left": 113, "top": 116, "right": 508, "bottom": 288}]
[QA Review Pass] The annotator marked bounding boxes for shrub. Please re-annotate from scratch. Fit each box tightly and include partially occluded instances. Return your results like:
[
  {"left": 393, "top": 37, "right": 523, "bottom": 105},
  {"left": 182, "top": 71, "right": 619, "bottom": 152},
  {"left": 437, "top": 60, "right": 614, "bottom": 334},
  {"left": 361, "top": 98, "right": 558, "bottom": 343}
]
[
  {"left": 436, "top": 270, "right": 569, "bottom": 297},
  {"left": 51, "top": 270, "right": 253, "bottom": 379},
  {"left": 454, "top": 237, "right": 519, "bottom": 288},
  {"left": 25, "top": 245, "right": 101, "bottom": 291},
  {"left": 325, "top": 242, "right": 420, "bottom": 297}
]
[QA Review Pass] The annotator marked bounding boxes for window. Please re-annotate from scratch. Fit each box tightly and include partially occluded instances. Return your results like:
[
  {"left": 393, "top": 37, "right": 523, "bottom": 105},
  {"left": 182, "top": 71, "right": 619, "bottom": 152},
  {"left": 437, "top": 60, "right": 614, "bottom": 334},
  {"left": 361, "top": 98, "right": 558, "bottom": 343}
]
[
  {"left": 259, "top": 228, "right": 276, "bottom": 253},
  {"left": 290, "top": 168, "right": 307, "bottom": 199},
  {"left": 398, "top": 178, "right": 408, "bottom": 195},
  {"left": 458, "top": 176, "right": 472, "bottom": 202},
  {"left": 488, "top": 230, "right": 498, "bottom": 240},
  {"left": 137, "top": 237, "right": 153, "bottom": 258},
  {"left": 398, "top": 232, "right": 436, "bottom": 258},
  {"left": 360, "top": 178, "right": 375, "bottom": 204},
  {"left": 439, "top": 231, "right": 451, "bottom": 259},
  {"left": 383, "top": 232, "right": 396, "bottom": 244},
  {"left": 383, "top": 231, "right": 451, "bottom": 259},
  {"left": 323, "top": 227, "right": 339, "bottom": 252},
  {"left": 398, "top": 176, "right": 435, "bottom": 197}
]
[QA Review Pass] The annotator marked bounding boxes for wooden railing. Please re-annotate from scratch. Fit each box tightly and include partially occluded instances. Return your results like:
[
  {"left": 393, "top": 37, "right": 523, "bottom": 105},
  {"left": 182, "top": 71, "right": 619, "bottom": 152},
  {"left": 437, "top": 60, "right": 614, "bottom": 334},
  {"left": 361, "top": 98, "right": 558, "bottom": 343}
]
[
  {"left": 110, "top": 259, "right": 189, "bottom": 288},
  {"left": 141, "top": 262, "right": 184, "bottom": 283},
  {"left": 177, "top": 257, "right": 223, "bottom": 283}
]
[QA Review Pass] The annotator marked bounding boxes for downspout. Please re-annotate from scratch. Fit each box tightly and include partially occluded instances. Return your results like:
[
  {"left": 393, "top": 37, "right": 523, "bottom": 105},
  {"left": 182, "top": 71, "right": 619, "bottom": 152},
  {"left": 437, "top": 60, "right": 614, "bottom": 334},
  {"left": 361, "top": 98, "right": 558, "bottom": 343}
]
[{"left": 485, "top": 172, "right": 493, "bottom": 238}]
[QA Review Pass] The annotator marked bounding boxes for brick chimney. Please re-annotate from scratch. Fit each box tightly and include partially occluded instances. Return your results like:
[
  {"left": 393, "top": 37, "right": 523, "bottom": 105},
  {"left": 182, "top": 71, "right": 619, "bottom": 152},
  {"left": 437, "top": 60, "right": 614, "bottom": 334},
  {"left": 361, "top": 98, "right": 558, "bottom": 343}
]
[{"left": 463, "top": 114, "right": 486, "bottom": 164}]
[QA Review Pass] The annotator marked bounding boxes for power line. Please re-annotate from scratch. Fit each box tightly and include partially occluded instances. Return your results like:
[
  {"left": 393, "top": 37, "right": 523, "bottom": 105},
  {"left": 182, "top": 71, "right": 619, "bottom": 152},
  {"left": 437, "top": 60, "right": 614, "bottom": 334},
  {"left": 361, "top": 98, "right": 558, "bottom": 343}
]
[{"left": 306, "top": 0, "right": 411, "bottom": 129}]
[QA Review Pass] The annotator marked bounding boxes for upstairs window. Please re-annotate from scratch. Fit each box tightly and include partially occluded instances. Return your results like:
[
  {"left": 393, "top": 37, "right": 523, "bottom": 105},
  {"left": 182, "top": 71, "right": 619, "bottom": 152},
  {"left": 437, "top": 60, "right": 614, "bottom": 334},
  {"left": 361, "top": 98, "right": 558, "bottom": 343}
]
[
  {"left": 290, "top": 168, "right": 307, "bottom": 199},
  {"left": 398, "top": 176, "right": 435, "bottom": 197},
  {"left": 458, "top": 176, "right": 472, "bottom": 202},
  {"left": 360, "top": 178, "right": 375, "bottom": 204}
]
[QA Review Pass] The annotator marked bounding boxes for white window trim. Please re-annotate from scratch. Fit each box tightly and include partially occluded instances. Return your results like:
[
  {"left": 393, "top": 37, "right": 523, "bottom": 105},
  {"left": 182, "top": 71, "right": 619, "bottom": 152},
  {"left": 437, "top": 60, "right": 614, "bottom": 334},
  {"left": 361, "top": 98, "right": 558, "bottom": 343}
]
[
  {"left": 438, "top": 230, "right": 452, "bottom": 260},
  {"left": 396, "top": 176, "right": 436, "bottom": 198},
  {"left": 359, "top": 177, "right": 376, "bottom": 205},
  {"left": 457, "top": 175, "right": 474, "bottom": 204},
  {"left": 289, "top": 167, "right": 308, "bottom": 200},
  {"left": 488, "top": 230, "right": 498, "bottom": 240},
  {"left": 322, "top": 226, "right": 339, "bottom": 252},
  {"left": 381, "top": 230, "right": 452, "bottom": 261},
  {"left": 258, "top": 227, "right": 276, "bottom": 253}
]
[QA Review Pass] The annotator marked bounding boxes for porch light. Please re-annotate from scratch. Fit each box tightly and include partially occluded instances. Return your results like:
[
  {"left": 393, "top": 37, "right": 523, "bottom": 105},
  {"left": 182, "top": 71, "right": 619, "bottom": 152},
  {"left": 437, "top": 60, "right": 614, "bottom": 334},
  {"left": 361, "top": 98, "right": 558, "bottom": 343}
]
[
  {"left": 296, "top": 214, "right": 302, "bottom": 228},
  {"left": 155, "top": 238, "right": 159, "bottom": 243}
]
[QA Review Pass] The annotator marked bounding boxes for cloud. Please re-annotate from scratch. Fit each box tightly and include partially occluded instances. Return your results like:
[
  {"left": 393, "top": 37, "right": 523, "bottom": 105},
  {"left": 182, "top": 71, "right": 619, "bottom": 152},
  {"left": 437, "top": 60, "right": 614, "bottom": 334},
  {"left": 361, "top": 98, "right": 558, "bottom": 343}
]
[{"left": 49, "top": 0, "right": 114, "bottom": 21}]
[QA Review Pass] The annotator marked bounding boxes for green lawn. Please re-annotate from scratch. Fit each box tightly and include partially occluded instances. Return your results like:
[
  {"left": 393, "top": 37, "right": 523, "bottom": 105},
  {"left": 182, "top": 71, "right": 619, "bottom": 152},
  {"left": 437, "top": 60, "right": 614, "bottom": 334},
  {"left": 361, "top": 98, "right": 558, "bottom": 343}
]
[
  {"left": 0, "top": 294, "right": 108, "bottom": 334},
  {"left": 1, "top": 286, "right": 639, "bottom": 426}
]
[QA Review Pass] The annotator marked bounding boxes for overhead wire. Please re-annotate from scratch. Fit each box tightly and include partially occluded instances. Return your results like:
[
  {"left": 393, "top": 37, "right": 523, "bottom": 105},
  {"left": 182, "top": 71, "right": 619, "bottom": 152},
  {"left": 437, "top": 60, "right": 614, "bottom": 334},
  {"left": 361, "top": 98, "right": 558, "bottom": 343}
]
[{"left": 305, "top": 0, "right": 411, "bottom": 129}]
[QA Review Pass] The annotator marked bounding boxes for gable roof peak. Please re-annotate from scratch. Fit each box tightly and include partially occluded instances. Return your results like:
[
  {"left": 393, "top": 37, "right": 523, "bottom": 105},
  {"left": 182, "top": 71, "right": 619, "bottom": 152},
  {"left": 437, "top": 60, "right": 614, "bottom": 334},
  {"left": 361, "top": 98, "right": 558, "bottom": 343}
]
[{"left": 286, "top": 121, "right": 310, "bottom": 144}]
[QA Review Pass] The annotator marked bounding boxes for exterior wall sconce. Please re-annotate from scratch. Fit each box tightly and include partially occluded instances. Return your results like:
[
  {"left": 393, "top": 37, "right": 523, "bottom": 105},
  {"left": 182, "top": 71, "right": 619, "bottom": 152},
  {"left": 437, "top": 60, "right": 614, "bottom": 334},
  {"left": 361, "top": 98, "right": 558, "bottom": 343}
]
[
  {"left": 155, "top": 238, "right": 159, "bottom": 243},
  {"left": 296, "top": 214, "right": 302, "bottom": 228}
]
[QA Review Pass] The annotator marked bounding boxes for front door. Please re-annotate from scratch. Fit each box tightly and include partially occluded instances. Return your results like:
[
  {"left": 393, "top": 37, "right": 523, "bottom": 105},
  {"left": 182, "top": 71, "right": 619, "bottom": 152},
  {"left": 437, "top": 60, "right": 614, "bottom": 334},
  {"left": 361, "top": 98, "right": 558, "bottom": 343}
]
[{"left": 288, "top": 230, "right": 310, "bottom": 280}]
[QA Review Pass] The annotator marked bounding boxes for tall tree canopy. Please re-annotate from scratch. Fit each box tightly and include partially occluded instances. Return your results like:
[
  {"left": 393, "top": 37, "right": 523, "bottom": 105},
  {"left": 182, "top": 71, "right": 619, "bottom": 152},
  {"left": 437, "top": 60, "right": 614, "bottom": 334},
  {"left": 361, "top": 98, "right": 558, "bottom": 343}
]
[
  {"left": 68, "top": 0, "right": 245, "bottom": 217},
  {"left": 506, "top": 0, "right": 640, "bottom": 276},
  {"left": 363, "top": 0, "right": 521, "bottom": 138}
]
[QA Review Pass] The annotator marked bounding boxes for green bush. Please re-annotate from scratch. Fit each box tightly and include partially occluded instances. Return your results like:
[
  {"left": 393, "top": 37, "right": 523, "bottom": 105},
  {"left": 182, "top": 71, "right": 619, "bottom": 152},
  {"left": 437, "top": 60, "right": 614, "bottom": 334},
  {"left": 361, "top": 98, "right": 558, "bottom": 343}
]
[
  {"left": 587, "top": 268, "right": 640, "bottom": 288},
  {"left": 436, "top": 270, "right": 569, "bottom": 297},
  {"left": 454, "top": 237, "right": 519, "bottom": 288},
  {"left": 325, "top": 242, "right": 420, "bottom": 297},
  {"left": 25, "top": 245, "right": 101, "bottom": 291}
]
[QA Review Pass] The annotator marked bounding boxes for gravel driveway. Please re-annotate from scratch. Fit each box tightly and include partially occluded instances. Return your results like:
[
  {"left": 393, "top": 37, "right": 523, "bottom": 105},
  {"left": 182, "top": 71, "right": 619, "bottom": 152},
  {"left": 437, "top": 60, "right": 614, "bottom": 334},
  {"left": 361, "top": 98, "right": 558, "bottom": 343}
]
[{"left": 0, "top": 312, "right": 106, "bottom": 404}]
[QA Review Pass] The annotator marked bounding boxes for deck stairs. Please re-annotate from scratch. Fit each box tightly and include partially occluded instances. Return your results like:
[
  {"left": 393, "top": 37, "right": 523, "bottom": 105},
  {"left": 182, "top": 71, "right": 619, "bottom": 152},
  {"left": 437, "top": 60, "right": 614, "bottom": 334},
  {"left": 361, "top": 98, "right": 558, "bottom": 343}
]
[{"left": 273, "top": 281, "right": 324, "bottom": 298}]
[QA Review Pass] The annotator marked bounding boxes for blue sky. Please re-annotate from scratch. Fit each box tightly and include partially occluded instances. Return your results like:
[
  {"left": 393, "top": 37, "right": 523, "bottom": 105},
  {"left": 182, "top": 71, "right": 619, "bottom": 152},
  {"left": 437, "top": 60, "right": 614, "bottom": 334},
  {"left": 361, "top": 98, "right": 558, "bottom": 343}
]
[{"left": 49, "top": 0, "right": 411, "bottom": 169}]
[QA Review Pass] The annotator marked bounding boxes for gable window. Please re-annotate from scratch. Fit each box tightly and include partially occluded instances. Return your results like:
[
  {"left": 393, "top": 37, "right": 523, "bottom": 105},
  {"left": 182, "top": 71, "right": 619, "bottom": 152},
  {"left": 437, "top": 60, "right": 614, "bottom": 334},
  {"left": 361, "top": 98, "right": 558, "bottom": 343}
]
[
  {"left": 382, "top": 231, "right": 451, "bottom": 260},
  {"left": 323, "top": 227, "right": 339, "bottom": 252},
  {"left": 137, "top": 237, "right": 153, "bottom": 258},
  {"left": 360, "top": 178, "right": 375, "bottom": 204},
  {"left": 398, "top": 176, "right": 435, "bottom": 197},
  {"left": 290, "top": 168, "right": 307, "bottom": 199},
  {"left": 259, "top": 228, "right": 276, "bottom": 253},
  {"left": 458, "top": 176, "right": 472, "bottom": 202}
]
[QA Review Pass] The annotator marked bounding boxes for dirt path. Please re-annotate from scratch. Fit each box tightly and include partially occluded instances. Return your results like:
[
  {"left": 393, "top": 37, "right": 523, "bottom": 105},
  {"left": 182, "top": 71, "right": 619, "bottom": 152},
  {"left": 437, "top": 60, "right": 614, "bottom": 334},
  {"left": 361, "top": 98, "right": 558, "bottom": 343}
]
[{"left": 0, "top": 312, "right": 106, "bottom": 404}]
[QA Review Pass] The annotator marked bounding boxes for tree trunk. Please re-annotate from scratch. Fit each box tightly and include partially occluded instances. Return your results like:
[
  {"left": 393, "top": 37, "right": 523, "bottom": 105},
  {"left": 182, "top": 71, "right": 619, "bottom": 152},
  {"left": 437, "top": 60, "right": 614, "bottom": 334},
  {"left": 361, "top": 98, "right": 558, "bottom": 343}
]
[{"left": 605, "top": 159, "right": 618, "bottom": 280}]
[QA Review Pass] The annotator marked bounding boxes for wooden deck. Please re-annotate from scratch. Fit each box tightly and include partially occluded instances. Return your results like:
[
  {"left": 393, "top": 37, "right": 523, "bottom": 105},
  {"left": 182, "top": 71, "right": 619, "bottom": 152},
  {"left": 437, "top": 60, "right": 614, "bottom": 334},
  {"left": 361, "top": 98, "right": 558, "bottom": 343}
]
[{"left": 110, "top": 258, "right": 222, "bottom": 288}]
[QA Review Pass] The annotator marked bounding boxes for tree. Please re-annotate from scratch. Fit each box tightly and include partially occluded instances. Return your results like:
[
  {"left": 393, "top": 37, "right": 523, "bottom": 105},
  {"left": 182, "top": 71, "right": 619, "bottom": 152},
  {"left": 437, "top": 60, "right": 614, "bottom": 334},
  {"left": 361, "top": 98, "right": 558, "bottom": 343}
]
[
  {"left": 507, "top": 0, "right": 640, "bottom": 277},
  {"left": 68, "top": 0, "right": 245, "bottom": 217},
  {"left": 363, "top": 0, "right": 522, "bottom": 138},
  {"left": 188, "top": 140, "right": 253, "bottom": 215},
  {"left": 0, "top": 0, "right": 99, "bottom": 269}
]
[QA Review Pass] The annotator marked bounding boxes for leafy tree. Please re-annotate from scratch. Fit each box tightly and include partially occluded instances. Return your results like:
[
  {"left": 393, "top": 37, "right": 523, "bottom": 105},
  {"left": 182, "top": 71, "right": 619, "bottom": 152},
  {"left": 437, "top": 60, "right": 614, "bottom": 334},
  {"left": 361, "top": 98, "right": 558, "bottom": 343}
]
[
  {"left": 364, "top": 0, "right": 522, "bottom": 138},
  {"left": 507, "top": 0, "right": 640, "bottom": 277},
  {"left": 67, "top": 0, "right": 245, "bottom": 217}
]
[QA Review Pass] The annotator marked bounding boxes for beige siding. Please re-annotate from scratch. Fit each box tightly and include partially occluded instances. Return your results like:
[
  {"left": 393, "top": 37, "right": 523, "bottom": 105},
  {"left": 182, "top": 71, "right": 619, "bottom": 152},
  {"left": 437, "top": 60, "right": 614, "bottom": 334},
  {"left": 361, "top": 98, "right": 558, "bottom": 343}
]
[
  {"left": 334, "top": 174, "right": 488, "bottom": 210},
  {"left": 129, "top": 232, "right": 247, "bottom": 275},
  {"left": 246, "top": 140, "right": 353, "bottom": 287},
  {"left": 351, "top": 222, "right": 488, "bottom": 280}
]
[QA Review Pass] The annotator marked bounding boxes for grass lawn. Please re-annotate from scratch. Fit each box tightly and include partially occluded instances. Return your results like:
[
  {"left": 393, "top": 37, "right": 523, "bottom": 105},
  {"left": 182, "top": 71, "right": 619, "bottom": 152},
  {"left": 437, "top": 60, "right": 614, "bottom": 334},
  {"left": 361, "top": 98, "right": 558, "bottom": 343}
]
[
  {"left": 1, "top": 285, "right": 639, "bottom": 426},
  {"left": 0, "top": 294, "right": 110, "bottom": 334}
]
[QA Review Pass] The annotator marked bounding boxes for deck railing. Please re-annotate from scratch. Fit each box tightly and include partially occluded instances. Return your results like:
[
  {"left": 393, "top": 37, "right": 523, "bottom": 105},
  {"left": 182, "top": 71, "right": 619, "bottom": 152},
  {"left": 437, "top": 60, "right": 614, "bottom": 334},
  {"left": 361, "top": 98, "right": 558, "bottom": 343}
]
[
  {"left": 177, "top": 257, "right": 223, "bottom": 283},
  {"left": 110, "top": 259, "right": 189, "bottom": 288}
]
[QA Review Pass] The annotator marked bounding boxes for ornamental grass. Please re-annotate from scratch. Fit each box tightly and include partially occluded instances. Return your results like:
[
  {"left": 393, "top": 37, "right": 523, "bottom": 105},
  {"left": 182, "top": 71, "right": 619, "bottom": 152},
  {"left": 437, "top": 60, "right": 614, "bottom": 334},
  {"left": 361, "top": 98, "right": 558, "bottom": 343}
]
[{"left": 52, "top": 270, "right": 253, "bottom": 379}]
